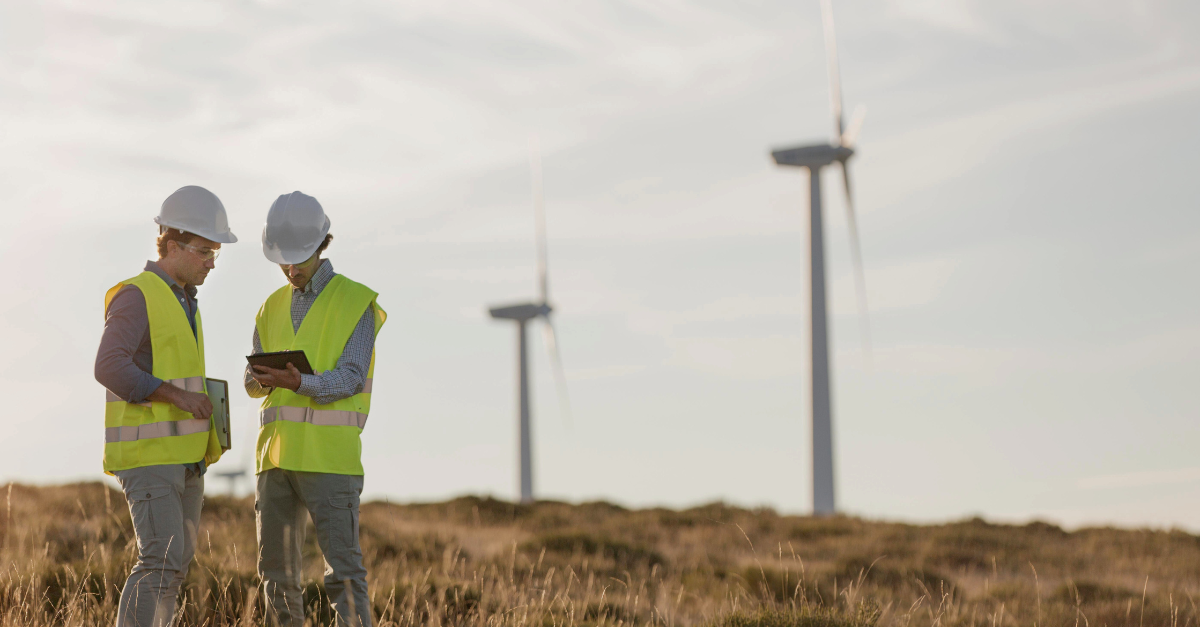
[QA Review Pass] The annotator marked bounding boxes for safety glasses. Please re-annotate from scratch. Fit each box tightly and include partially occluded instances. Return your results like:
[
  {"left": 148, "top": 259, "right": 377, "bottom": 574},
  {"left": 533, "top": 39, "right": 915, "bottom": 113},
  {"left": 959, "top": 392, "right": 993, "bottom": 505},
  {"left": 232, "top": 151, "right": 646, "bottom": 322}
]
[{"left": 181, "top": 242, "right": 220, "bottom": 261}]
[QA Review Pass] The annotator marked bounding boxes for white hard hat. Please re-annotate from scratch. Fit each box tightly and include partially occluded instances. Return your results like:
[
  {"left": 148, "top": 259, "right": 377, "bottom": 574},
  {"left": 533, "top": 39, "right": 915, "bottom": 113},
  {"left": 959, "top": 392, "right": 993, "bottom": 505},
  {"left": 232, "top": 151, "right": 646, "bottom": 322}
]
[
  {"left": 154, "top": 185, "right": 238, "bottom": 243},
  {"left": 262, "top": 191, "right": 331, "bottom": 264}
]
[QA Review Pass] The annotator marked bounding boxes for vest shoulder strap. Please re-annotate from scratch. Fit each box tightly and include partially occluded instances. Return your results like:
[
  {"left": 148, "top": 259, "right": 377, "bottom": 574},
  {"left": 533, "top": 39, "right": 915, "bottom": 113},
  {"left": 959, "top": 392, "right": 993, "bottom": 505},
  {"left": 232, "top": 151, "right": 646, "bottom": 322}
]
[
  {"left": 256, "top": 284, "right": 294, "bottom": 352},
  {"left": 105, "top": 271, "right": 160, "bottom": 315},
  {"left": 331, "top": 275, "right": 386, "bottom": 336}
]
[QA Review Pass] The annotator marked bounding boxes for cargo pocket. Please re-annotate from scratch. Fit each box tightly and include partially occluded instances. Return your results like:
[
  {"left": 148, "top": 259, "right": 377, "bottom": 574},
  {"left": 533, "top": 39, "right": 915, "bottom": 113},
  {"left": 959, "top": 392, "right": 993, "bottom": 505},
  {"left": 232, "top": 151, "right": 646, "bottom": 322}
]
[
  {"left": 327, "top": 494, "right": 360, "bottom": 554},
  {"left": 128, "top": 485, "right": 173, "bottom": 542}
]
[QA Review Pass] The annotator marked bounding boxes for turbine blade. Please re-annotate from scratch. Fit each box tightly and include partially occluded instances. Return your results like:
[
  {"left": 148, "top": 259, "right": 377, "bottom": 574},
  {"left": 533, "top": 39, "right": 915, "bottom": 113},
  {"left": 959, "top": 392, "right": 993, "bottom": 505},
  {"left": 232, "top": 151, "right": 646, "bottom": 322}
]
[
  {"left": 842, "top": 105, "right": 866, "bottom": 148},
  {"left": 530, "top": 138, "right": 549, "bottom": 304},
  {"left": 839, "top": 160, "right": 872, "bottom": 362},
  {"left": 542, "top": 317, "right": 573, "bottom": 428},
  {"left": 821, "top": 0, "right": 844, "bottom": 140}
]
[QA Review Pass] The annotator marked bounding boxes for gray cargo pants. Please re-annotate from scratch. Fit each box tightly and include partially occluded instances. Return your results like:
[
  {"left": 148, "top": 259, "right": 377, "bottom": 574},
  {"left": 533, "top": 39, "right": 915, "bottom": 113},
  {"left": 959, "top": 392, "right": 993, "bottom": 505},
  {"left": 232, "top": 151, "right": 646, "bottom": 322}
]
[
  {"left": 256, "top": 469, "right": 371, "bottom": 627},
  {"left": 113, "top": 464, "right": 204, "bottom": 627}
]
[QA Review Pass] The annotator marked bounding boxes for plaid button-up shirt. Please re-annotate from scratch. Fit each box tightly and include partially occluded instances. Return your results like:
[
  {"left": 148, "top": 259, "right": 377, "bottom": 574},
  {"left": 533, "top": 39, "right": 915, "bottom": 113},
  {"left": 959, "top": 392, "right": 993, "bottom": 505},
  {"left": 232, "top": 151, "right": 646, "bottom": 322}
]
[{"left": 244, "top": 259, "right": 376, "bottom": 405}]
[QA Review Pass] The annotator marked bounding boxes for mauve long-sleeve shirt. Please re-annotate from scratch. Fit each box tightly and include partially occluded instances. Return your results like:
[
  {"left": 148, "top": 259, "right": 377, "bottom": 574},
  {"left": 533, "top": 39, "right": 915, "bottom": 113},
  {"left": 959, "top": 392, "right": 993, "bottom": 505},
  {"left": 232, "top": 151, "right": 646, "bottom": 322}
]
[{"left": 95, "top": 261, "right": 198, "bottom": 404}]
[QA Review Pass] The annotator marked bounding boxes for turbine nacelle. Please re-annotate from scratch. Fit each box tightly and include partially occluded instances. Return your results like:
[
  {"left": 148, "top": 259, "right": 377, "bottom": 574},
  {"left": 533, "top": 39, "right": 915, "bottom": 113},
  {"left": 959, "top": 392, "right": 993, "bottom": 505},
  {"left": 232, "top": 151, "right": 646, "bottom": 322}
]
[
  {"left": 489, "top": 302, "right": 552, "bottom": 322},
  {"left": 771, "top": 143, "right": 854, "bottom": 169}
]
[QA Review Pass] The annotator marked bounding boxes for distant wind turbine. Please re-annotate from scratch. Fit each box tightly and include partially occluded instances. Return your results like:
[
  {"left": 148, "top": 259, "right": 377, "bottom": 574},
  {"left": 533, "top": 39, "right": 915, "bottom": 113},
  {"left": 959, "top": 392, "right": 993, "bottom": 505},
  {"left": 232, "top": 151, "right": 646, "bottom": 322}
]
[
  {"left": 213, "top": 409, "right": 257, "bottom": 497},
  {"left": 488, "top": 142, "right": 572, "bottom": 505},
  {"left": 769, "top": 0, "right": 870, "bottom": 516}
]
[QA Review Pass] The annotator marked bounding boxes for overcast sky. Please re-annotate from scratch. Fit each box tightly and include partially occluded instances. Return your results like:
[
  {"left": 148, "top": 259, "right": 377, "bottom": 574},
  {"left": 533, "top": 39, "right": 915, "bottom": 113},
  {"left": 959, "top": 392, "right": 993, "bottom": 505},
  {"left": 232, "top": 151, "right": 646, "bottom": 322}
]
[{"left": 1, "top": 0, "right": 1198, "bottom": 529}]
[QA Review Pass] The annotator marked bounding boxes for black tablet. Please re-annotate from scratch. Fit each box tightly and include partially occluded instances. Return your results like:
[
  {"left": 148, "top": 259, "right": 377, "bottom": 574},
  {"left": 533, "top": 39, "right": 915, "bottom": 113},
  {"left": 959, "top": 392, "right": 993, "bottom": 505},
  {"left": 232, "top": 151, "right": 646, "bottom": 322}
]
[{"left": 246, "top": 350, "right": 315, "bottom": 375}]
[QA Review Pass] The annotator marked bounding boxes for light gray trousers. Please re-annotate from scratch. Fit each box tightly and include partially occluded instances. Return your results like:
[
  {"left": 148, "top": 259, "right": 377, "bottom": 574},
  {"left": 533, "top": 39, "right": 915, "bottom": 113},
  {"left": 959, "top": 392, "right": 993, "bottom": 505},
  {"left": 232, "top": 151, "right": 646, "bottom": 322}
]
[
  {"left": 114, "top": 464, "right": 204, "bottom": 627},
  {"left": 256, "top": 469, "right": 371, "bottom": 627}
]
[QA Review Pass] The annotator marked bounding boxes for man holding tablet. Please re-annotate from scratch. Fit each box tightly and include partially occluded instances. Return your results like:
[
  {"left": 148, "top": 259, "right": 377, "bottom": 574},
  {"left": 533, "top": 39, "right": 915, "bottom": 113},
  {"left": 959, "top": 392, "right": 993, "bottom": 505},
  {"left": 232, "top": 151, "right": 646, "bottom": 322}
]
[{"left": 245, "top": 191, "right": 385, "bottom": 627}]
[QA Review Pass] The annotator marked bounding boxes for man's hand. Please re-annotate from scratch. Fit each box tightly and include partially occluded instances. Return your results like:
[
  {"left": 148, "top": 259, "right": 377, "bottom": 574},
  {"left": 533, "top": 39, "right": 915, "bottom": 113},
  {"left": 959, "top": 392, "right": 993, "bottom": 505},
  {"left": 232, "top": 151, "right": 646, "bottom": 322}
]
[
  {"left": 148, "top": 382, "right": 213, "bottom": 421},
  {"left": 251, "top": 363, "right": 303, "bottom": 392},
  {"left": 173, "top": 390, "right": 214, "bottom": 421}
]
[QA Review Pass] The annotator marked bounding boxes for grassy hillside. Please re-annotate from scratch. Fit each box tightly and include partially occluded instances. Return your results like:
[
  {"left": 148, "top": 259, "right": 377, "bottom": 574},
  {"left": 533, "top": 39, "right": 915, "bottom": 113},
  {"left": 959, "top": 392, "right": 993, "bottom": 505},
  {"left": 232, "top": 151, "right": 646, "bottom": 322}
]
[{"left": 0, "top": 482, "right": 1197, "bottom": 626}]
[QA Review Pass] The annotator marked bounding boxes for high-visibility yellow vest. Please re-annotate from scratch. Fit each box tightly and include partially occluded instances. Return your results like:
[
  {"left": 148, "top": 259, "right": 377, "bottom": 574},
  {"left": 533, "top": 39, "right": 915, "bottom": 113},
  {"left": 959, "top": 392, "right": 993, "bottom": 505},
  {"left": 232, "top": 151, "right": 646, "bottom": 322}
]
[
  {"left": 255, "top": 274, "right": 386, "bottom": 475},
  {"left": 103, "top": 272, "right": 224, "bottom": 474}
]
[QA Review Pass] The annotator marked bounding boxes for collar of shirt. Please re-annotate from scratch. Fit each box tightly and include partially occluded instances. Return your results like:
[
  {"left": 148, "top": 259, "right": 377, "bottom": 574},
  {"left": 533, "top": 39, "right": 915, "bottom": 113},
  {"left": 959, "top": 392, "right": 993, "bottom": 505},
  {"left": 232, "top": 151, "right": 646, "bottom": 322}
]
[
  {"left": 295, "top": 259, "right": 335, "bottom": 296},
  {"left": 145, "top": 260, "right": 198, "bottom": 299}
]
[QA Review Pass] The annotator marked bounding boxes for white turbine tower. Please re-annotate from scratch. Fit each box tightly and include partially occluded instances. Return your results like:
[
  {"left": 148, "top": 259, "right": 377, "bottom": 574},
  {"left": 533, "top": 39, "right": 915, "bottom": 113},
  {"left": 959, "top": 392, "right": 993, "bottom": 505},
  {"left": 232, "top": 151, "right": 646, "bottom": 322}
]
[
  {"left": 770, "top": 0, "right": 869, "bottom": 517},
  {"left": 488, "top": 143, "right": 571, "bottom": 504}
]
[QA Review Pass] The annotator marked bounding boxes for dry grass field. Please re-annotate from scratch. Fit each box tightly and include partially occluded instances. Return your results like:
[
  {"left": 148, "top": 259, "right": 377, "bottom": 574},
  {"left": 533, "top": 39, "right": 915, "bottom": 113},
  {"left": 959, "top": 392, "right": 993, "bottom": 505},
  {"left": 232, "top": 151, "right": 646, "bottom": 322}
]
[{"left": 1, "top": 482, "right": 1198, "bottom": 626}]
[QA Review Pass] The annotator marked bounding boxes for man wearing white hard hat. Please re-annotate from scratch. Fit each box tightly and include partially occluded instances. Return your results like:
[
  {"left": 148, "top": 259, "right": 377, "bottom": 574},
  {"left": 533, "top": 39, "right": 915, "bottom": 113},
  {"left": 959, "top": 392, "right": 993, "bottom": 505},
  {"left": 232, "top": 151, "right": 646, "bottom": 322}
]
[
  {"left": 95, "top": 185, "right": 236, "bottom": 627},
  {"left": 245, "top": 191, "right": 385, "bottom": 627}
]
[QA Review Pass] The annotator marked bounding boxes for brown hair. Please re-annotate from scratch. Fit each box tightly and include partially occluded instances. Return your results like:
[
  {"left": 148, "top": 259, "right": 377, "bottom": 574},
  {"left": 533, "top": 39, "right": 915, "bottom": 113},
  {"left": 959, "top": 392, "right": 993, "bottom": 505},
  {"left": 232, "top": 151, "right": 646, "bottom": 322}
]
[
  {"left": 316, "top": 234, "right": 333, "bottom": 256},
  {"left": 156, "top": 228, "right": 194, "bottom": 258}
]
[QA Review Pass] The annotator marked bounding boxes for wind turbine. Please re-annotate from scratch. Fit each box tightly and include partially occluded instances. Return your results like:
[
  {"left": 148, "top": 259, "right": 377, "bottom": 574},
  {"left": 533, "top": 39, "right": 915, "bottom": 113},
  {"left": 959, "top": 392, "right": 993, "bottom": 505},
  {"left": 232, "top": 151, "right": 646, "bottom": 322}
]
[
  {"left": 212, "top": 408, "right": 259, "bottom": 497},
  {"left": 213, "top": 468, "right": 247, "bottom": 497},
  {"left": 488, "top": 143, "right": 571, "bottom": 505},
  {"left": 769, "top": 0, "right": 869, "bottom": 517}
]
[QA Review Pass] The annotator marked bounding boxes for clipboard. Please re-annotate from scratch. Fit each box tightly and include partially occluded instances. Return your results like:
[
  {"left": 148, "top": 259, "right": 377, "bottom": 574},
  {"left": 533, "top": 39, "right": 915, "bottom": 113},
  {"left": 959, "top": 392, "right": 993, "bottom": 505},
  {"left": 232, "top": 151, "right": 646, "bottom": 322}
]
[
  {"left": 206, "top": 378, "right": 231, "bottom": 452},
  {"left": 246, "top": 350, "right": 314, "bottom": 375}
]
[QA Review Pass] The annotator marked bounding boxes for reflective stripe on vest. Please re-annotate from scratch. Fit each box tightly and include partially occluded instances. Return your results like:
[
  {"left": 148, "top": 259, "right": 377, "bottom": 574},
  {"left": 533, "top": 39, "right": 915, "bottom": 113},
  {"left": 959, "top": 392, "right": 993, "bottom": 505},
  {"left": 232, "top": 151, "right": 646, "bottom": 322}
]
[
  {"left": 260, "top": 406, "right": 369, "bottom": 429},
  {"left": 106, "top": 418, "right": 210, "bottom": 443},
  {"left": 104, "top": 376, "right": 206, "bottom": 403},
  {"left": 362, "top": 378, "right": 372, "bottom": 394}
]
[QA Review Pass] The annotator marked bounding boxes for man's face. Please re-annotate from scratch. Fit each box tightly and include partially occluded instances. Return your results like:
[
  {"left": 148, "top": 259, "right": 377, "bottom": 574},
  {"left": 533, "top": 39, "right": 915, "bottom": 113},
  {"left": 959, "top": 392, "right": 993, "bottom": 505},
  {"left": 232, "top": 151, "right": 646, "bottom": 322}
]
[
  {"left": 170, "top": 235, "right": 221, "bottom": 286},
  {"left": 280, "top": 253, "right": 321, "bottom": 289}
]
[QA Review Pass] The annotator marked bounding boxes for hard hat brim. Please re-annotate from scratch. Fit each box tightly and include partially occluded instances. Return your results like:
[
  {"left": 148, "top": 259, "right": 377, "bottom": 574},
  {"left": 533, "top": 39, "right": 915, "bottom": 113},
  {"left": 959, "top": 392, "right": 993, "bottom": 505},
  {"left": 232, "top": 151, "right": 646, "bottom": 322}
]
[
  {"left": 262, "top": 243, "right": 319, "bottom": 265},
  {"left": 154, "top": 216, "right": 239, "bottom": 244}
]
